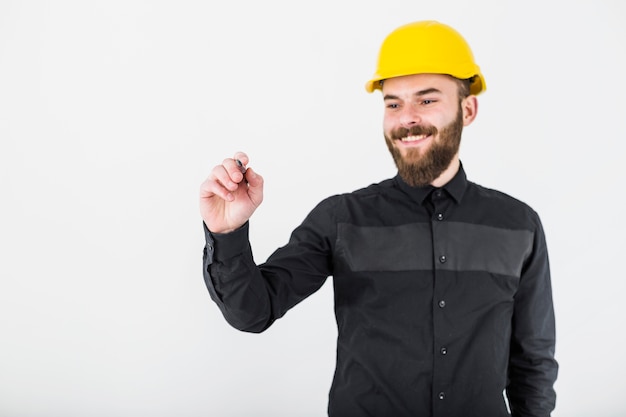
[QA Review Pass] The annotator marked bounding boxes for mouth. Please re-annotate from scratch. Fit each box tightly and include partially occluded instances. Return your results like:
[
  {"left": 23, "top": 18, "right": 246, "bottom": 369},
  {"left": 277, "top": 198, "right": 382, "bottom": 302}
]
[
  {"left": 401, "top": 134, "right": 428, "bottom": 142},
  {"left": 399, "top": 134, "right": 431, "bottom": 145}
]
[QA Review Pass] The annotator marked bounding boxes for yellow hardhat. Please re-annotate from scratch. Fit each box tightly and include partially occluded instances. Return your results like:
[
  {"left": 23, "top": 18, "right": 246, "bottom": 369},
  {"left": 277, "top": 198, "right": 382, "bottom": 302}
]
[{"left": 365, "top": 20, "right": 486, "bottom": 95}]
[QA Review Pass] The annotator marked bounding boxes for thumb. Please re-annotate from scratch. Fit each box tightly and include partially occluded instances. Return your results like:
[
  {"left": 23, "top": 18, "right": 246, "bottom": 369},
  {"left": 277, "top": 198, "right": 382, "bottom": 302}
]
[{"left": 244, "top": 167, "right": 264, "bottom": 206}]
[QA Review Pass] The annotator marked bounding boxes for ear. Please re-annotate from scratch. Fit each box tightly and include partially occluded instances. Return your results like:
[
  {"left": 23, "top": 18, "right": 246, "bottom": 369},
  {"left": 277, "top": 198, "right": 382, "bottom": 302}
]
[{"left": 461, "top": 95, "right": 478, "bottom": 127}]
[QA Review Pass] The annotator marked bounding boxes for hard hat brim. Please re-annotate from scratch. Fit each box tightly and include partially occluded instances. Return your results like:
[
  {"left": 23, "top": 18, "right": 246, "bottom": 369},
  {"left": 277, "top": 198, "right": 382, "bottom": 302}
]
[{"left": 365, "top": 72, "right": 486, "bottom": 95}]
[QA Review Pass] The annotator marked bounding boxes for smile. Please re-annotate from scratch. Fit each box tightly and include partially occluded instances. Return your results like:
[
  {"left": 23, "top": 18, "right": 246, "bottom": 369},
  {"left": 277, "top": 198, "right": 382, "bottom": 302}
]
[{"left": 400, "top": 134, "right": 430, "bottom": 143}]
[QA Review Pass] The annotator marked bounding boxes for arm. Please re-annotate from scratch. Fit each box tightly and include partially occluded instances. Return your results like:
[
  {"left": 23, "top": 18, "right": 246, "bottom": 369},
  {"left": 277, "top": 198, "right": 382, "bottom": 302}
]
[
  {"left": 200, "top": 154, "right": 334, "bottom": 332},
  {"left": 199, "top": 152, "right": 267, "bottom": 331},
  {"left": 507, "top": 215, "right": 558, "bottom": 416},
  {"left": 203, "top": 222, "right": 271, "bottom": 332}
]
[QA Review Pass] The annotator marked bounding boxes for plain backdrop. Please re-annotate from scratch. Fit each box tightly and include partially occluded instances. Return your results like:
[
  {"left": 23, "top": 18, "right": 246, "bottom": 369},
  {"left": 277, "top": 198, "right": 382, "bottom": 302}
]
[{"left": 1, "top": 0, "right": 625, "bottom": 416}]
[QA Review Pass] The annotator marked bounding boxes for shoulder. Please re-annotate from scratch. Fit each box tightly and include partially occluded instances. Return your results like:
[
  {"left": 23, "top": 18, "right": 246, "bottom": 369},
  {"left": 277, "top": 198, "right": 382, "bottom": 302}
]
[
  {"left": 466, "top": 181, "right": 543, "bottom": 229},
  {"left": 317, "top": 178, "right": 400, "bottom": 206},
  {"left": 307, "top": 178, "right": 400, "bottom": 219}
]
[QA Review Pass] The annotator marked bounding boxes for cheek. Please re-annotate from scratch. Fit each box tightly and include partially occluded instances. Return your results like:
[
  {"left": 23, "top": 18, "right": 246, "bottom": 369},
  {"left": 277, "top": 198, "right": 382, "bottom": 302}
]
[{"left": 382, "top": 115, "right": 396, "bottom": 134}]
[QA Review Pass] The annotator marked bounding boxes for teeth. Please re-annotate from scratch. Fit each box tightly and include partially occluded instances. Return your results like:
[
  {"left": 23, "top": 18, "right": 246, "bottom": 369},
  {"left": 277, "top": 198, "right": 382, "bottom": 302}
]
[{"left": 401, "top": 135, "right": 427, "bottom": 142}]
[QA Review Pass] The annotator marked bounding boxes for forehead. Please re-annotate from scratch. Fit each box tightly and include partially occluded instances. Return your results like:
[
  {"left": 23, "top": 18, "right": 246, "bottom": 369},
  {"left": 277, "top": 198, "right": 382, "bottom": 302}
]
[{"left": 381, "top": 73, "right": 458, "bottom": 97}]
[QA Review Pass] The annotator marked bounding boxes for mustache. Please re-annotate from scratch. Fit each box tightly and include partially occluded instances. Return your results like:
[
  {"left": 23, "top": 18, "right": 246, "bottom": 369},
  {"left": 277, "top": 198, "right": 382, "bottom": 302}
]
[{"left": 390, "top": 124, "right": 438, "bottom": 141}]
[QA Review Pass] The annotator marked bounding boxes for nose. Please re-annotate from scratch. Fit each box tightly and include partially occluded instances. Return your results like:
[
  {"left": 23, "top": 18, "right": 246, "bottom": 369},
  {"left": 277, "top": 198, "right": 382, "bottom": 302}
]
[{"left": 399, "top": 103, "right": 422, "bottom": 127}]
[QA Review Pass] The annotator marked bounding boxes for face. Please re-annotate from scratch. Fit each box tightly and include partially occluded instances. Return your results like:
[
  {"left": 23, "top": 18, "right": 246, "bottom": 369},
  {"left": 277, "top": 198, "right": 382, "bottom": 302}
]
[{"left": 382, "top": 73, "right": 477, "bottom": 187}]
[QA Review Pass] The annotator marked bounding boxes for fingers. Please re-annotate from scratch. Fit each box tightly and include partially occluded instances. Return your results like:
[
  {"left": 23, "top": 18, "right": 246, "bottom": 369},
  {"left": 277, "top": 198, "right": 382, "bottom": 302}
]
[
  {"left": 200, "top": 153, "right": 256, "bottom": 202},
  {"left": 199, "top": 170, "right": 234, "bottom": 202},
  {"left": 222, "top": 152, "right": 250, "bottom": 184},
  {"left": 233, "top": 151, "right": 248, "bottom": 167}
]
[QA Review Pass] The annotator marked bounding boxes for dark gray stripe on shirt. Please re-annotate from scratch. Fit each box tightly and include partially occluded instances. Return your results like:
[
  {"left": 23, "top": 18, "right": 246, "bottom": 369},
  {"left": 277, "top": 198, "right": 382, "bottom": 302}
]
[
  {"left": 337, "top": 223, "right": 433, "bottom": 272},
  {"left": 337, "top": 222, "right": 533, "bottom": 277}
]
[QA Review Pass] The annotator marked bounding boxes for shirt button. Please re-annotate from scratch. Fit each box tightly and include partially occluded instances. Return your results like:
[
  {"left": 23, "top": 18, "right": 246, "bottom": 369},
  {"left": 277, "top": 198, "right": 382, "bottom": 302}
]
[
  {"left": 440, "top": 347, "right": 447, "bottom": 355},
  {"left": 439, "top": 255, "right": 447, "bottom": 263},
  {"left": 438, "top": 300, "right": 446, "bottom": 308},
  {"left": 434, "top": 190, "right": 443, "bottom": 198},
  {"left": 436, "top": 213, "right": 444, "bottom": 221},
  {"left": 438, "top": 392, "right": 445, "bottom": 400}
]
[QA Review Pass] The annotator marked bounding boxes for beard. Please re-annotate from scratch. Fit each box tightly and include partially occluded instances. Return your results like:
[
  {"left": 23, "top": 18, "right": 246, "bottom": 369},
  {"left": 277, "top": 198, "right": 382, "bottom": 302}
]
[{"left": 385, "top": 106, "right": 464, "bottom": 187}]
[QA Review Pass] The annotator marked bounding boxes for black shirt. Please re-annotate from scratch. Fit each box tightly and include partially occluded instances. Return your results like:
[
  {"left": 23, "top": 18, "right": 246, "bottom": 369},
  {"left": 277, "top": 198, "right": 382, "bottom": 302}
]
[{"left": 203, "top": 165, "right": 558, "bottom": 417}]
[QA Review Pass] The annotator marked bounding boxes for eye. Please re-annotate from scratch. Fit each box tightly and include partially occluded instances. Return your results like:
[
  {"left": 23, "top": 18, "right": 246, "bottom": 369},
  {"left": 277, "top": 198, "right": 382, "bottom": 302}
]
[
  {"left": 422, "top": 99, "right": 436, "bottom": 105},
  {"left": 386, "top": 103, "right": 399, "bottom": 109}
]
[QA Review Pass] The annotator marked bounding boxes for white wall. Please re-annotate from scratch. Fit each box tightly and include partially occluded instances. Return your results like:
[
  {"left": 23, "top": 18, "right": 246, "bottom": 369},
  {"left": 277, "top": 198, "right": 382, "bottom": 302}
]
[{"left": 1, "top": 0, "right": 624, "bottom": 416}]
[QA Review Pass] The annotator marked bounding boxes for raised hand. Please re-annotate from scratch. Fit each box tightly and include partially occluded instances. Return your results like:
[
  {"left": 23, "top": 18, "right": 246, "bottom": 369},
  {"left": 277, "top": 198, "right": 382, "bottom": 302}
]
[{"left": 199, "top": 152, "right": 264, "bottom": 234}]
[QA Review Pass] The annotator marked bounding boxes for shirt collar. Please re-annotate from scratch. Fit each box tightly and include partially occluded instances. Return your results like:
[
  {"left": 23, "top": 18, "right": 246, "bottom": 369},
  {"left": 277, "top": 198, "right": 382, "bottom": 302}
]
[{"left": 393, "top": 162, "right": 468, "bottom": 205}]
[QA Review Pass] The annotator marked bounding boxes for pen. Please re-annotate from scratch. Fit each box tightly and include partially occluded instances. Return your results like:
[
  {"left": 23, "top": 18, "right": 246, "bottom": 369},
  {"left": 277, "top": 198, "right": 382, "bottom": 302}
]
[{"left": 235, "top": 159, "right": 248, "bottom": 183}]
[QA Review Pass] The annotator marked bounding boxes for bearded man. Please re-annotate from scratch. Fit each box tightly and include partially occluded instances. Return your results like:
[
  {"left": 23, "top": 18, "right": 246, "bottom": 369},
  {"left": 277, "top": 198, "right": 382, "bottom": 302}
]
[{"left": 199, "top": 20, "right": 558, "bottom": 417}]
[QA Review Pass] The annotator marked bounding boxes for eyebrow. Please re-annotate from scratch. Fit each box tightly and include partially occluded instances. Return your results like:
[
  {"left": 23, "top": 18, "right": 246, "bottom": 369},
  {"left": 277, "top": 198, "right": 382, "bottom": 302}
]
[{"left": 383, "top": 88, "right": 443, "bottom": 101}]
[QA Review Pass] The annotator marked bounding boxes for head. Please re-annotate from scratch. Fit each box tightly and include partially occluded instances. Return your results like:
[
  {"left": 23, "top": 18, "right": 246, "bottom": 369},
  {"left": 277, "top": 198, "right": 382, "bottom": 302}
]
[{"left": 365, "top": 21, "right": 485, "bottom": 186}]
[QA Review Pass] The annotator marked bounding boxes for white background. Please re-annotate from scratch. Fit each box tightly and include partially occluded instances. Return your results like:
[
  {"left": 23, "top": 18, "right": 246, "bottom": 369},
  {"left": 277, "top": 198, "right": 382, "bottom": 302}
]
[{"left": 1, "top": 0, "right": 625, "bottom": 416}]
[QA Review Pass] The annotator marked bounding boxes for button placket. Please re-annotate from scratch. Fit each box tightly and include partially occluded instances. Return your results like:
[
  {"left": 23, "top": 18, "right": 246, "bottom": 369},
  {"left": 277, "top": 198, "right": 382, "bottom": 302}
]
[{"left": 431, "top": 187, "right": 452, "bottom": 410}]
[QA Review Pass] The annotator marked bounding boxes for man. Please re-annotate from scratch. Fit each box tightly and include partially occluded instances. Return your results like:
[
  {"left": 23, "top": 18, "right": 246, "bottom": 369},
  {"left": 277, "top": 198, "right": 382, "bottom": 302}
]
[{"left": 199, "top": 20, "right": 558, "bottom": 417}]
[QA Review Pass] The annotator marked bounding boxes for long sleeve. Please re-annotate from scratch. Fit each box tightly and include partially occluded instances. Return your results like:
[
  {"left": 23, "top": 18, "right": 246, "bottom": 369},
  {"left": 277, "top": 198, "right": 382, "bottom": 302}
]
[
  {"left": 507, "top": 214, "right": 558, "bottom": 416},
  {"left": 203, "top": 222, "right": 272, "bottom": 332},
  {"left": 202, "top": 199, "right": 336, "bottom": 333}
]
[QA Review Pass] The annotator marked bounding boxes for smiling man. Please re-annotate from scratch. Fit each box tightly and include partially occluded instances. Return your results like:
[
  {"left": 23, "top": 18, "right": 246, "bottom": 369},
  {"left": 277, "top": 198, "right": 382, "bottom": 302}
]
[{"left": 200, "top": 20, "right": 558, "bottom": 417}]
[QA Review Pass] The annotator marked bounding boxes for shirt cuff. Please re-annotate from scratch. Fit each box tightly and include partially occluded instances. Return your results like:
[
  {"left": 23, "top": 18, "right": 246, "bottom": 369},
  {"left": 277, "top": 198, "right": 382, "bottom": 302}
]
[{"left": 203, "top": 221, "right": 250, "bottom": 263}]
